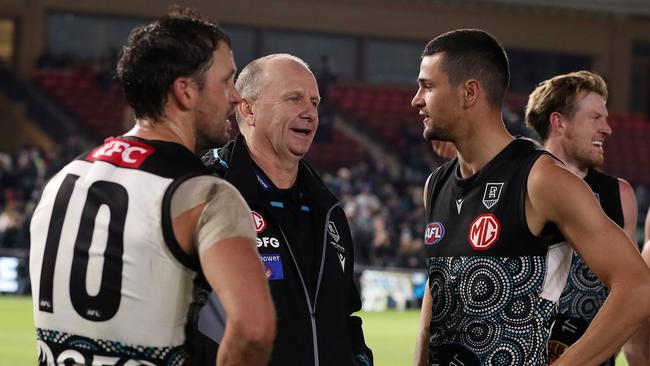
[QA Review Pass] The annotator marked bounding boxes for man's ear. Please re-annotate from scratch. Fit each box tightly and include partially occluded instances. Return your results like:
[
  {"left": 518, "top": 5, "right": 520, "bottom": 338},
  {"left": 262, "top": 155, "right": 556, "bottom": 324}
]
[
  {"left": 549, "top": 111, "right": 564, "bottom": 134},
  {"left": 238, "top": 98, "right": 255, "bottom": 127},
  {"left": 463, "top": 79, "right": 480, "bottom": 107},
  {"left": 170, "top": 77, "right": 196, "bottom": 111}
]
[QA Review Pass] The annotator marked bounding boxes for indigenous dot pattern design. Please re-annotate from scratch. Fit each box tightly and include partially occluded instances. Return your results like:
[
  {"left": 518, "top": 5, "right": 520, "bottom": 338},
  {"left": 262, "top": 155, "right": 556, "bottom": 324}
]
[
  {"left": 426, "top": 256, "right": 556, "bottom": 365},
  {"left": 36, "top": 328, "right": 190, "bottom": 365},
  {"left": 557, "top": 253, "right": 608, "bottom": 322}
]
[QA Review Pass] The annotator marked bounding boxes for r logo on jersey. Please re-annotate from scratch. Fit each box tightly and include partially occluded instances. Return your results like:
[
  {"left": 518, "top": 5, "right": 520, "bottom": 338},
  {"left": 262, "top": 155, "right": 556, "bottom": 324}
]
[
  {"left": 468, "top": 214, "right": 500, "bottom": 250},
  {"left": 424, "top": 222, "right": 445, "bottom": 245},
  {"left": 482, "top": 182, "right": 504, "bottom": 210},
  {"left": 251, "top": 211, "right": 266, "bottom": 233}
]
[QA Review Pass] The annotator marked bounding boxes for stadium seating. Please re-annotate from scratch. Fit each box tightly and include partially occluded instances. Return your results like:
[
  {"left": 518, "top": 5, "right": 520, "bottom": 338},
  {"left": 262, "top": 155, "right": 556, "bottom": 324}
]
[
  {"left": 306, "top": 126, "right": 364, "bottom": 172},
  {"left": 329, "top": 82, "right": 650, "bottom": 186},
  {"left": 605, "top": 115, "right": 650, "bottom": 186},
  {"left": 30, "top": 66, "right": 363, "bottom": 172},
  {"left": 328, "top": 83, "right": 419, "bottom": 148},
  {"left": 31, "top": 65, "right": 126, "bottom": 138}
]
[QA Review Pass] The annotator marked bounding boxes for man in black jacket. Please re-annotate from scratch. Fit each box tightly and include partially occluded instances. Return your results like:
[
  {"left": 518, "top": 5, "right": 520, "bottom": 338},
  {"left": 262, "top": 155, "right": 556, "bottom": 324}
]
[{"left": 195, "top": 53, "right": 373, "bottom": 366}]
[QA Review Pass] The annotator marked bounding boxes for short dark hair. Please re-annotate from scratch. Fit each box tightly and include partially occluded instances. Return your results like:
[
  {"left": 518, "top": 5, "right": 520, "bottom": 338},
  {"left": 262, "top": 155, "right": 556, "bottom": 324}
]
[
  {"left": 116, "top": 7, "right": 231, "bottom": 120},
  {"left": 422, "top": 29, "right": 510, "bottom": 107}
]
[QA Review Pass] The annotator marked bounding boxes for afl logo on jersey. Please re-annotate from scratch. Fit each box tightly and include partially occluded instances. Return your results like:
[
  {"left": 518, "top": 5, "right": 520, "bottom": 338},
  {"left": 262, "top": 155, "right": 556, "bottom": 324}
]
[
  {"left": 424, "top": 222, "right": 445, "bottom": 245},
  {"left": 251, "top": 211, "right": 266, "bottom": 233},
  {"left": 468, "top": 214, "right": 500, "bottom": 250}
]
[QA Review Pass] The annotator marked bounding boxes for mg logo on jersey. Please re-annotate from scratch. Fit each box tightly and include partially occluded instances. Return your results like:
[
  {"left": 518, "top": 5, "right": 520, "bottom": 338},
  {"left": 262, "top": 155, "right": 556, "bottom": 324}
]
[
  {"left": 424, "top": 222, "right": 445, "bottom": 245},
  {"left": 468, "top": 214, "right": 500, "bottom": 250},
  {"left": 482, "top": 182, "right": 504, "bottom": 209},
  {"left": 86, "top": 138, "right": 155, "bottom": 168},
  {"left": 251, "top": 211, "right": 266, "bottom": 233}
]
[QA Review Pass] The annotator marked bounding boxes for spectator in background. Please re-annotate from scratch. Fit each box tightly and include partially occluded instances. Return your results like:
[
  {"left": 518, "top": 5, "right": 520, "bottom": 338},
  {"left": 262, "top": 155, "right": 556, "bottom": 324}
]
[
  {"left": 0, "top": 199, "right": 24, "bottom": 248},
  {"left": 315, "top": 54, "right": 338, "bottom": 143},
  {"left": 29, "top": 9, "right": 275, "bottom": 365}
]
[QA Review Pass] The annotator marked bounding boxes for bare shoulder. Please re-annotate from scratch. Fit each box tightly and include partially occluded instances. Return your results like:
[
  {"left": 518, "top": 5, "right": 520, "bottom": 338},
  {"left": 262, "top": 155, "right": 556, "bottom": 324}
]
[
  {"left": 526, "top": 154, "right": 598, "bottom": 227},
  {"left": 617, "top": 177, "right": 637, "bottom": 206},
  {"left": 527, "top": 154, "right": 583, "bottom": 198}
]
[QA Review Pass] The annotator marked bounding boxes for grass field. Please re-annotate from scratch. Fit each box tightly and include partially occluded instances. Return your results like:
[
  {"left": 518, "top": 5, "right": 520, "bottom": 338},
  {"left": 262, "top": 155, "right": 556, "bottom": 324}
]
[{"left": 0, "top": 295, "right": 630, "bottom": 365}]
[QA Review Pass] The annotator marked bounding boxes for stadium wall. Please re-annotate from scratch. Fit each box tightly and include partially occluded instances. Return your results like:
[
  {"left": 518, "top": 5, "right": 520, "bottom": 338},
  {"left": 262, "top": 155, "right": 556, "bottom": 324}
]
[{"left": 1, "top": 0, "right": 649, "bottom": 113}]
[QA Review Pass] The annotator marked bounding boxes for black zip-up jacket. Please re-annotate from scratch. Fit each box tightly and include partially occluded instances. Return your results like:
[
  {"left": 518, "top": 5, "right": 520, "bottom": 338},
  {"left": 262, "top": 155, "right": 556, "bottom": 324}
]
[{"left": 192, "top": 135, "right": 373, "bottom": 366}]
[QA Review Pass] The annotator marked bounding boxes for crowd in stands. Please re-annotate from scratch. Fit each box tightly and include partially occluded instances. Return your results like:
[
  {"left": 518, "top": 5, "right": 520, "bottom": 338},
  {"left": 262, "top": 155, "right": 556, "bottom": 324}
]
[
  {"left": 0, "top": 135, "right": 441, "bottom": 271},
  {"left": 322, "top": 135, "right": 447, "bottom": 269},
  {"left": 0, "top": 136, "right": 90, "bottom": 252},
  {"left": 2, "top": 129, "right": 649, "bottom": 269}
]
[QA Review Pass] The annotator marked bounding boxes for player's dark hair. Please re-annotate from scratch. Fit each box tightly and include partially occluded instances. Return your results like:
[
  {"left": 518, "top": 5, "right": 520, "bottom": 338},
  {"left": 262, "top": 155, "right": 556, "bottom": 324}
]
[
  {"left": 116, "top": 7, "right": 231, "bottom": 120},
  {"left": 422, "top": 29, "right": 510, "bottom": 107}
]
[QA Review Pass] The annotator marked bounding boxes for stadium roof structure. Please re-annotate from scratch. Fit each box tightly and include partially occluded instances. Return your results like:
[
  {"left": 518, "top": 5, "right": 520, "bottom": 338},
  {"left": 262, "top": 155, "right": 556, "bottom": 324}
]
[{"left": 435, "top": 0, "right": 650, "bottom": 18}]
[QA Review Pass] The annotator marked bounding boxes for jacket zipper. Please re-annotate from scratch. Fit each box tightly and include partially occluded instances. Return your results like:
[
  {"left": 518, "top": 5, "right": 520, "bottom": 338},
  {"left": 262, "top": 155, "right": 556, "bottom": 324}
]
[{"left": 278, "top": 203, "right": 338, "bottom": 366}]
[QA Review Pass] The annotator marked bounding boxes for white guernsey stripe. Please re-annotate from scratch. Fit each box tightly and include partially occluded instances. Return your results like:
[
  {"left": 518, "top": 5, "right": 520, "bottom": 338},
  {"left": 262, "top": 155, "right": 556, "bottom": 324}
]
[{"left": 540, "top": 241, "right": 572, "bottom": 302}]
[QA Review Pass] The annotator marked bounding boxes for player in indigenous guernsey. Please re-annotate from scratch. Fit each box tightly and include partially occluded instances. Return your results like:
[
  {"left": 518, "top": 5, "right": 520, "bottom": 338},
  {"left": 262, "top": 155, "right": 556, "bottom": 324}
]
[
  {"left": 28, "top": 8, "right": 275, "bottom": 366},
  {"left": 411, "top": 29, "right": 650, "bottom": 366},
  {"left": 525, "top": 71, "right": 638, "bottom": 365}
]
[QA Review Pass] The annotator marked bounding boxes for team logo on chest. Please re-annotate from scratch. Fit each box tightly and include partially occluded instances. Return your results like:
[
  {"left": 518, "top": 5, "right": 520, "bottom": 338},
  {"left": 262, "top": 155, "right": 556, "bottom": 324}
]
[
  {"left": 251, "top": 211, "right": 266, "bottom": 233},
  {"left": 327, "top": 221, "right": 341, "bottom": 242},
  {"left": 482, "top": 182, "right": 504, "bottom": 209},
  {"left": 468, "top": 213, "right": 500, "bottom": 250},
  {"left": 424, "top": 222, "right": 445, "bottom": 245},
  {"left": 328, "top": 221, "right": 346, "bottom": 271}
]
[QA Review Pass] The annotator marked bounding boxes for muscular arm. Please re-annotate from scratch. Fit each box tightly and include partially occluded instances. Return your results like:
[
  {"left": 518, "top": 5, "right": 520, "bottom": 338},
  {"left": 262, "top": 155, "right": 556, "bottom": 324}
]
[
  {"left": 525, "top": 157, "right": 650, "bottom": 366},
  {"left": 202, "top": 237, "right": 275, "bottom": 366},
  {"left": 413, "top": 281, "right": 432, "bottom": 366},
  {"left": 173, "top": 178, "right": 275, "bottom": 366}
]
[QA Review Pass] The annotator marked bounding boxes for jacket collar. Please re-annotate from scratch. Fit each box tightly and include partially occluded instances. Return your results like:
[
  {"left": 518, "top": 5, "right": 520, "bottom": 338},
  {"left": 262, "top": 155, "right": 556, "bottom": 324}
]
[{"left": 220, "top": 134, "right": 339, "bottom": 209}]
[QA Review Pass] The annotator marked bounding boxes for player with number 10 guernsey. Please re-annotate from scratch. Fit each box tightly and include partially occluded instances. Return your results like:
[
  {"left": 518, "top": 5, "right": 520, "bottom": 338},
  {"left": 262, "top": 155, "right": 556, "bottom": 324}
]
[{"left": 28, "top": 9, "right": 275, "bottom": 366}]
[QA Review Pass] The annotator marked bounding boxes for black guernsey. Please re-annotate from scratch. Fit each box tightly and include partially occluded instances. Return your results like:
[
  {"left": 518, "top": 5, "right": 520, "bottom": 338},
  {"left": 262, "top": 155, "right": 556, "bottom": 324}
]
[
  {"left": 548, "top": 168, "right": 624, "bottom": 365},
  {"left": 424, "top": 138, "right": 570, "bottom": 366}
]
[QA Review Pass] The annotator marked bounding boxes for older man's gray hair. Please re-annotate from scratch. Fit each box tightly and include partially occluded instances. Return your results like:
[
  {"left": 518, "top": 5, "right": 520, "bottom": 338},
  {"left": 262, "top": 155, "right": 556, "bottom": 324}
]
[{"left": 235, "top": 53, "right": 311, "bottom": 100}]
